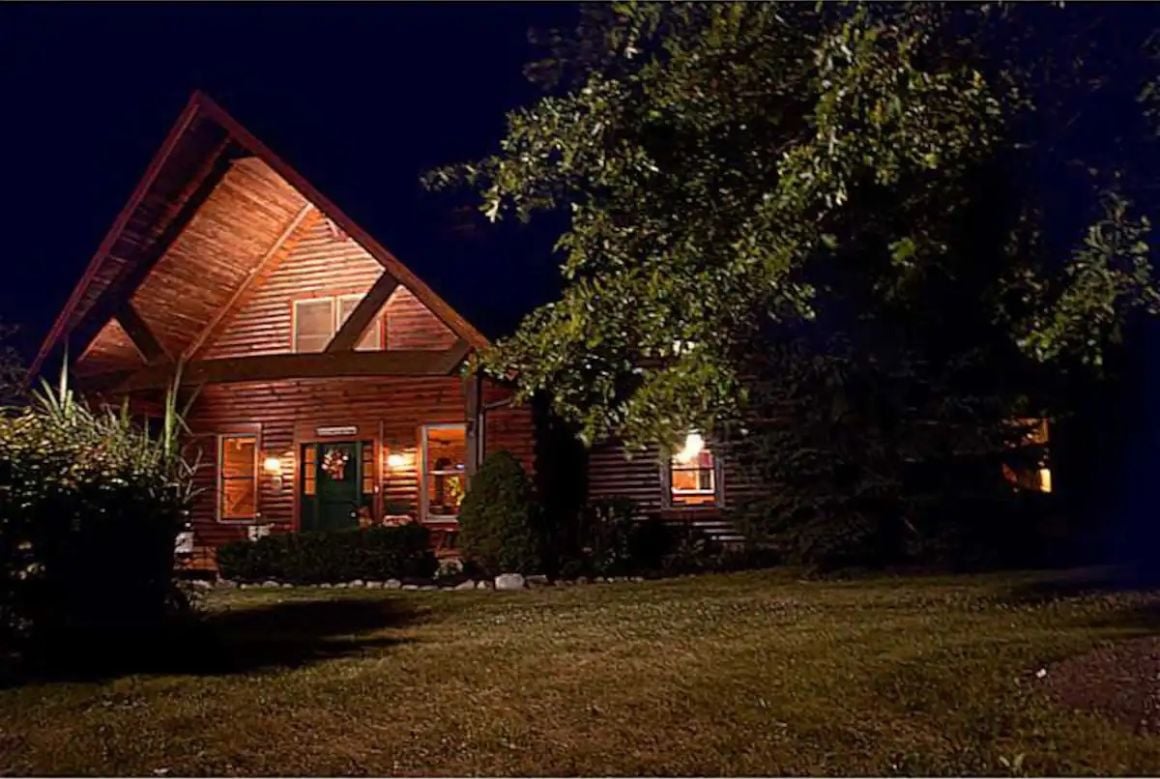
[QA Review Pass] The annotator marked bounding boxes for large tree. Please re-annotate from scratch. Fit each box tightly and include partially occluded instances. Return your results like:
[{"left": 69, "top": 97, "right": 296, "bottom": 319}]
[{"left": 429, "top": 3, "right": 1160, "bottom": 563}]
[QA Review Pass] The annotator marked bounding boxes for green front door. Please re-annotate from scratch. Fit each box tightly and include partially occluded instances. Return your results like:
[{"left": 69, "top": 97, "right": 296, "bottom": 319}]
[{"left": 300, "top": 441, "right": 369, "bottom": 532}]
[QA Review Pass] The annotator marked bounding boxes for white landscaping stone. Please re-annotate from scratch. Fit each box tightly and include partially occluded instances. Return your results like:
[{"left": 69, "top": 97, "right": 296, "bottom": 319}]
[
  {"left": 385, "top": 579, "right": 402, "bottom": 589},
  {"left": 320, "top": 583, "right": 333, "bottom": 589},
  {"left": 476, "top": 580, "right": 493, "bottom": 590},
  {"left": 350, "top": 580, "right": 365, "bottom": 588},
  {"left": 525, "top": 574, "right": 549, "bottom": 587},
  {"left": 454, "top": 580, "right": 476, "bottom": 590},
  {"left": 495, "top": 573, "right": 526, "bottom": 591},
  {"left": 262, "top": 580, "right": 279, "bottom": 588},
  {"left": 402, "top": 584, "right": 420, "bottom": 591},
  {"left": 217, "top": 579, "right": 237, "bottom": 589},
  {"left": 365, "top": 581, "right": 384, "bottom": 589},
  {"left": 335, "top": 582, "right": 348, "bottom": 589}
]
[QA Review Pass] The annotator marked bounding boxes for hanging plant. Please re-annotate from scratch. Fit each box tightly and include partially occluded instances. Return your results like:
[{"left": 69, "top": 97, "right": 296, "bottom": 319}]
[{"left": 322, "top": 447, "right": 350, "bottom": 480}]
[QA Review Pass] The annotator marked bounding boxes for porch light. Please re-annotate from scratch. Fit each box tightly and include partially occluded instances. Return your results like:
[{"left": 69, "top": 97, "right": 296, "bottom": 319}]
[
  {"left": 674, "top": 432, "right": 705, "bottom": 464},
  {"left": 386, "top": 452, "right": 407, "bottom": 470},
  {"left": 263, "top": 456, "right": 284, "bottom": 476}
]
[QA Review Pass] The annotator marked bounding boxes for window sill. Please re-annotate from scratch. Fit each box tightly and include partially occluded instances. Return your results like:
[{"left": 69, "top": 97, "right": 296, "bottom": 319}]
[{"left": 660, "top": 505, "right": 723, "bottom": 520}]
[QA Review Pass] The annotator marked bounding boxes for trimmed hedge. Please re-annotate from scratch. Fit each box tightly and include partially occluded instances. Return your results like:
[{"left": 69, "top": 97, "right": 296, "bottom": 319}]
[{"left": 216, "top": 525, "right": 437, "bottom": 584}]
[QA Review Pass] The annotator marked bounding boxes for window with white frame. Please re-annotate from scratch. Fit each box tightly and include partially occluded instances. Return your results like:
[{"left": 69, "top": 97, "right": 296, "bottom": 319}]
[
  {"left": 292, "top": 294, "right": 382, "bottom": 352},
  {"left": 668, "top": 432, "right": 720, "bottom": 507},
  {"left": 421, "top": 424, "right": 467, "bottom": 521}
]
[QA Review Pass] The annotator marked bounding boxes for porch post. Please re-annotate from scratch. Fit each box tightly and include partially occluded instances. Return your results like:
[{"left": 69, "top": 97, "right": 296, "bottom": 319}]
[{"left": 463, "top": 371, "right": 482, "bottom": 477}]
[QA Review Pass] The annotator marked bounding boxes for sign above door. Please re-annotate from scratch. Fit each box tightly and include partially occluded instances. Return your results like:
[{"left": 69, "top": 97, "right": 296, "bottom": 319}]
[{"left": 315, "top": 425, "right": 358, "bottom": 437}]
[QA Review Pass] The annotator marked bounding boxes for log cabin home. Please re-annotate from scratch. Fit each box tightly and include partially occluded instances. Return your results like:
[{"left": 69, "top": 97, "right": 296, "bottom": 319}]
[{"left": 31, "top": 92, "right": 751, "bottom": 568}]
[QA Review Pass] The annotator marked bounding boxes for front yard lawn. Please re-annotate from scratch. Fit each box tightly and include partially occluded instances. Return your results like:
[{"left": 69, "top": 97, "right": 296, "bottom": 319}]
[{"left": 2, "top": 569, "right": 1159, "bottom": 775}]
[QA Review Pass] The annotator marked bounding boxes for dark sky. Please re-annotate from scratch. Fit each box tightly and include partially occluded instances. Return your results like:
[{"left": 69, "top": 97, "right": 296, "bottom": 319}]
[{"left": 0, "top": 3, "right": 578, "bottom": 356}]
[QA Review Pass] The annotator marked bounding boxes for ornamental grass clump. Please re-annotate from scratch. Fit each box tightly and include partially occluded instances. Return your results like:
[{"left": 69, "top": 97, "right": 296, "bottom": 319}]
[{"left": 0, "top": 366, "right": 199, "bottom": 667}]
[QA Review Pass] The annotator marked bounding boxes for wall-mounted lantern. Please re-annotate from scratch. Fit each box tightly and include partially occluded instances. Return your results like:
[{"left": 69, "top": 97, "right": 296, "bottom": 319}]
[{"left": 264, "top": 455, "right": 285, "bottom": 491}]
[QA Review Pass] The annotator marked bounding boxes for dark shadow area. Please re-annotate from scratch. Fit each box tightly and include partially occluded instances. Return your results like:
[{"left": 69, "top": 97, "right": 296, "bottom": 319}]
[
  {"left": 8, "top": 596, "right": 423, "bottom": 686},
  {"left": 1000, "top": 565, "right": 1160, "bottom": 607}
]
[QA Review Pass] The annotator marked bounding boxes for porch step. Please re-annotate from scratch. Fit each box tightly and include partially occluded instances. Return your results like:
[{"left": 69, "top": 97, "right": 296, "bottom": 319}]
[{"left": 681, "top": 518, "right": 747, "bottom": 547}]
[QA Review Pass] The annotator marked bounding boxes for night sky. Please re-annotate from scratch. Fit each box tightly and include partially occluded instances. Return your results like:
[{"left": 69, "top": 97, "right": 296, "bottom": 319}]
[{"left": 0, "top": 3, "right": 577, "bottom": 356}]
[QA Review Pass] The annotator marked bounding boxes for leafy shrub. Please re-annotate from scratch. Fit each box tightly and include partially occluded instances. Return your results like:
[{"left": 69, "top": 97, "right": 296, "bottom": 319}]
[
  {"left": 578, "top": 497, "right": 639, "bottom": 575},
  {"left": 216, "top": 524, "right": 436, "bottom": 583},
  {"left": 0, "top": 370, "right": 197, "bottom": 661},
  {"left": 457, "top": 451, "right": 542, "bottom": 575}
]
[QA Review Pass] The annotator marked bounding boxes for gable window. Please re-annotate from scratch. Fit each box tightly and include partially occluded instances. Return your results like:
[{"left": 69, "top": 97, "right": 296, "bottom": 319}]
[
  {"left": 421, "top": 424, "right": 467, "bottom": 521},
  {"left": 668, "top": 432, "right": 720, "bottom": 507},
  {"left": 293, "top": 294, "right": 382, "bottom": 353},
  {"left": 219, "top": 434, "right": 258, "bottom": 521}
]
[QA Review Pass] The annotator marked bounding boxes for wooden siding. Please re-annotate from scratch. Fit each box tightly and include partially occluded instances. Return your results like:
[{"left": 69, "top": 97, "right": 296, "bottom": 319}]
[
  {"left": 481, "top": 381, "right": 536, "bottom": 476},
  {"left": 383, "top": 287, "right": 459, "bottom": 351},
  {"left": 587, "top": 438, "right": 762, "bottom": 543},
  {"left": 42, "top": 110, "right": 231, "bottom": 376},
  {"left": 200, "top": 218, "right": 458, "bottom": 359},
  {"left": 75, "top": 318, "right": 144, "bottom": 377},
  {"left": 184, "top": 376, "right": 470, "bottom": 549},
  {"left": 588, "top": 442, "right": 668, "bottom": 513},
  {"left": 130, "top": 158, "right": 307, "bottom": 358}
]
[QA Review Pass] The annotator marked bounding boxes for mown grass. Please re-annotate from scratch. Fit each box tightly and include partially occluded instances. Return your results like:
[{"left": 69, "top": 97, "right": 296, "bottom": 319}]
[{"left": 2, "top": 568, "right": 1159, "bottom": 776}]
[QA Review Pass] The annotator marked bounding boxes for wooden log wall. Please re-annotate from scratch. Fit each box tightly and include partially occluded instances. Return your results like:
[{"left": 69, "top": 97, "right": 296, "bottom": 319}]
[
  {"left": 589, "top": 440, "right": 760, "bottom": 519},
  {"left": 184, "top": 376, "right": 467, "bottom": 548},
  {"left": 181, "top": 375, "right": 537, "bottom": 552}
]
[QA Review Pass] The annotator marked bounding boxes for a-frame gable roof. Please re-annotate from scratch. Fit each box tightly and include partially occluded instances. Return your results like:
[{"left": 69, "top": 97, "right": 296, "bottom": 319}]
[{"left": 32, "top": 90, "right": 489, "bottom": 379}]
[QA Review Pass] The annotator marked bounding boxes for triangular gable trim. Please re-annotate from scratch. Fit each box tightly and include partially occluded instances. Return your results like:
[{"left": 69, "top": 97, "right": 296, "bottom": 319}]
[{"left": 32, "top": 90, "right": 489, "bottom": 380}]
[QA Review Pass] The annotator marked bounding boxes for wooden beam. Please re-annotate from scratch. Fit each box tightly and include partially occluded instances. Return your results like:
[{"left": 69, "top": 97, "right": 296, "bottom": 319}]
[
  {"left": 184, "top": 203, "right": 316, "bottom": 360},
  {"left": 193, "top": 93, "right": 491, "bottom": 351},
  {"left": 97, "top": 348, "right": 472, "bottom": 393},
  {"left": 325, "top": 270, "right": 400, "bottom": 352},
  {"left": 29, "top": 94, "right": 208, "bottom": 382},
  {"left": 74, "top": 140, "right": 236, "bottom": 367},
  {"left": 115, "top": 301, "right": 171, "bottom": 365},
  {"left": 435, "top": 339, "right": 472, "bottom": 374}
]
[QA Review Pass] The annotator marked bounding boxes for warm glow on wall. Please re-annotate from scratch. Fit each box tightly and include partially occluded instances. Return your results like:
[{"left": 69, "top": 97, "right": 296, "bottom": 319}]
[
  {"left": 263, "top": 456, "right": 283, "bottom": 476},
  {"left": 386, "top": 452, "right": 408, "bottom": 469},
  {"left": 674, "top": 432, "right": 705, "bottom": 464}
]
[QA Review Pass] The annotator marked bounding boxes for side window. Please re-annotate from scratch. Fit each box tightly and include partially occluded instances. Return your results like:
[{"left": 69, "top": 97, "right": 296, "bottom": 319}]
[
  {"left": 219, "top": 434, "right": 258, "bottom": 520},
  {"left": 668, "top": 433, "right": 720, "bottom": 507},
  {"left": 293, "top": 298, "right": 335, "bottom": 353}
]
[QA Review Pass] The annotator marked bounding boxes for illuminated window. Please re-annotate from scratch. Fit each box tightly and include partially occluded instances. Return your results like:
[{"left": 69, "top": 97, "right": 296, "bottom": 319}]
[
  {"left": 219, "top": 434, "right": 258, "bottom": 520},
  {"left": 669, "top": 432, "right": 719, "bottom": 507},
  {"left": 421, "top": 424, "right": 466, "bottom": 520},
  {"left": 293, "top": 294, "right": 382, "bottom": 352},
  {"left": 1002, "top": 418, "right": 1052, "bottom": 493}
]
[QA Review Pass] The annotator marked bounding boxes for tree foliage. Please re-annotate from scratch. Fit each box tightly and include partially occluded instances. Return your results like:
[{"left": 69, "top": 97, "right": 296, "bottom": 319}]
[
  {"left": 429, "top": 4, "right": 1160, "bottom": 564},
  {"left": 429, "top": 3, "right": 1160, "bottom": 449}
]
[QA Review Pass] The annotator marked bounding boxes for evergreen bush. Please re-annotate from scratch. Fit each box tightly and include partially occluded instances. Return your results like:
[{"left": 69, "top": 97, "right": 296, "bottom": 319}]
[{"left": 457, "top": 451, "right": 541, "bottom": 574}]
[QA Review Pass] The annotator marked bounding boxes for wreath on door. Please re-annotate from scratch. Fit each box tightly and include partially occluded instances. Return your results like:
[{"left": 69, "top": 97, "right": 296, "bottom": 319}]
[{"left": 321, "top": 447, "right": 350, "bottom": 480}]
